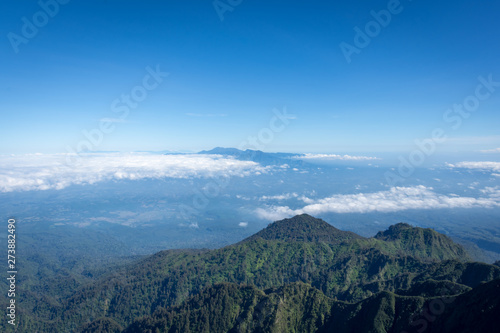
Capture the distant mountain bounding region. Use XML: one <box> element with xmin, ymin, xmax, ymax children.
<box><xmin>197</xmin><ymin>147</ymin><xmax>302</xmax><ymax>166</ymax></box>
<box><xmin>198</xmin><ymin>147</ymin><xmax>245</xmax><ymax>156</ymax></box>
<box><xmin>242</xmin><ymin>214</ymin><xmax>363</xmax><ymax>244</ymax></box>
<box><xmin>7</xmin><ymin>215</ymin><xmax>500</xmax><ymax>332</ymax></box>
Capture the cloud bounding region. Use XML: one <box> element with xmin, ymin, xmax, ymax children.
<box><xmin>238</xmin><ymin>222</ymin><xmax>248</xmax><ymax>227</ymax></box>
<box><xmin>480</xmin><ymin>187</ymin><xmax>500</xmax><ymax>198</ymax></box>
<box><xmin>480</xmin><ymin>148</ymin><xmax>500</xmax><ymax>153</ymax></box>
<box><xmin>294</xmin><ymin>153</ymin><xmax>380</xmax><ymax>161</ymax></box>
<box><xmin>88</xmin><ymin>210</ymin><xmax>167</xmax><ymax>227</ymax></box>
<box><xmin>0</xmin><ymin>153</ymin><xmax>269</xmax><ymax>192</ymax></box>
<box><xmin>298</xmin><ymin>195</ymin><xmax>315</xmax><ymax>204</ymax></box>
<box><xmin>259</xmin><ymin>193</ymin><xmax>299</xmax><ymax>201</ymax></box>
<box><xmin>185</xmin><ymin>113</ymin><xmax>227</xmax><ymax>117</ymax></box>
<box><xmin>447</xmin><ymin>161</ymin><xmax>500</xmax><ymax>173</ymax></box>
<box><xmin>99</xmin><ymin>117</ymin><xmax>127</xmax><ymax>123</ymax></box>
<box><xmin>255</xmin><ymin>185</ymin><xmax>500</xmax><ymax>221</ymax></box>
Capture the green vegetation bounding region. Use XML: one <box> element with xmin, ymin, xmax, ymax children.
<box><xmin>2</xmin><ymin>214</ymin><xmax>499</xmax><ymax>332</ymax></box>
<box><xmin>242</xmin><ymin>214</ymin><xmax>362</xmax><ymax>243</ymax></box>
<box><xmin>374</xmin><ymin>222</ymin><xmax>471</xmax><ymax>261</ymax></box>
<box><xmin>123</xmin><ymin>278</ymin><xmax>500</xmax><ymax>333</ymax></box>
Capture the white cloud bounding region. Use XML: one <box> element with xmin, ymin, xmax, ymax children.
<box><xmin>255</xmin><ymin>185</ymin><xmax>500</xmax><ymax>221</ymax></box>
<box><xmin>88</xmin><ymin>210</ymin><xmax>168</xmax><ymax>227</ymax></box>
<box><xmin>480</xmin><ymin>148</ymin><xmax>500</xmax><ymax>153</ymax></box>
<box><xmin>259</xmin><ymin>193</ymin><xmax>298</xmax><ymax>201</ymax></box>
<box><xmin>447</xmin><ymin>161</ymin><xmax>500</xmax><ymax>173</ymax></box>
<box><xmin>99</xmin><ymin>117</ymin><xmax>127</xmax><ymax>123</ymax></box>
<box><xmin>0</xmin><ymin>153</ymin><xmax>269</xmax><ymax>192</ymax></box>
<box><xmin>480</xmin><ymin>187</ymin><xmax>500</xmax><ymax>198</ymax></box>
<box><xmin>298</xmin><ymin>195</ymin><xmax>315</xmax><ymax>204</ymax></box>
<box><xmin>185</xmin><ymin>113</ymin><xmax>227</xmax><ymax>117</ymax></box>
<box><xmin>294</xmin><ymin>153</ymin><xmax>380</xmax><ymax>161</ymax></box>
<box><xmin>256</xmin><ymin>205</ymin><xmax>297</xmax><ymax>222</ymax></box>
<box><xmin>238</xmin><ymin>222</ymin><xmax>248</xmax><ymax>227</ymax></box>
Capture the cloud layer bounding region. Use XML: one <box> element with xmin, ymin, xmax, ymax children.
<box><xmin>0</xmin><ymin>153</ymin><xmax>268</xmax><ymax>192</ymax></box>
<box><xmin>255</xmin><ymin>185</ymin><xmax>500</xmax><ymax>221</ymax></box>
<box><xmin>294</xmin><ymin>153</ymin><xmax>380</xmax><ymax>161</ymax></box>
<box><xmin>480</xmin><ymin>148</ymin><xmax>500</xmax><ymax>153</ymax></box>
<box><xmin>448</xmin><ymin>161</ymin><xmax>500</xmax><ymax>173</ymax></box>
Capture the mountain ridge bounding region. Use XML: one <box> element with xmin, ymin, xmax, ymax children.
<box><xmin>6</xmin><ymin>215</ymin><xmax>499</xmax><ymax>333</ymax></box>
<box><xmin>197</xmin><ymin>147</ymin><xmax>304</xmax><ymax>167</ymax></box>
<box><xmin>121</xmin><ymin>278</ymin><xmax>500</xmax><ymax>333</ymax></box>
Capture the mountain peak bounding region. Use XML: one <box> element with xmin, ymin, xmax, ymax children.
<box><xmin>374</xmin><ymin>223</ymin><xmax>413</xmax><ymax>240</ymax></box>
<box><xmin>198</xmin><ymin>147</ymin><xmax>257</xmax><ymax>155</ymax></box>
<box><xmin>243</xmin><ymin>214</ymin><xmax>363</xmax><ymax>244</ymax></box>
<box><xmin>374</xmin><ymin>223</ymin><xmax>470</xmax><ymax>261</ymax></box>
<box><xmin>197</xmin><ymin>147</ymin><xmax>306</xmax><ymax>168</ymax></box>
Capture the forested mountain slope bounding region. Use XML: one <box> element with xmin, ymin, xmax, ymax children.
<box><xmin>4</xmin><ymin>214</ymin><xmax>499</xmax><ymax>332</ymax></box>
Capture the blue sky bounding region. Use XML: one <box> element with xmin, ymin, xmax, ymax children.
<box><xmin>1</xmin><ymin>0</ymin><xmax>500</xmax><ymax>155</ymax></box>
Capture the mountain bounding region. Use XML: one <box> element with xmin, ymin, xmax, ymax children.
<box><xmin>198</xmin><ymin>147</ymin><xmax>246</xmax><ymax>156</ymax></box>
<box><xmin>122</xmin><ymin>278</ymin><xmax>500</xmax><ymax>333</ymax></box>
<box><xmin>81</xmin><ymin>318</ymin><xmax>123</xmax><ymax>333</ymax></box>
<box><xmin>197</xmin><ymin>147</ymin><xmax>302</xmax><ymax>166</ymax></box>
<box><xmin>5</xmin><ymin>215</ymin><xmax>500</xmax><ymax>332</ymax></box>
<box><xmin>395</xmin><ymin>278</ymin><xmax>471</xmax><ymax>297</ymax></box>
<box><xmin>375</xmin><ymin>222</ymin><xmax>470</xmax><ymax>261</ymax></box>
<box><xmin>123</xmin><ymin>282</ymin><xmax>335</xmax><ymax>333</ymax></box>
<box><xmin>242</xmin><ymin>214</ymin><xmax>362</xmax><ymax>244</ymax></box>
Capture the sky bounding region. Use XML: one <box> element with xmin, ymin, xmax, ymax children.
<box><xmin>1</xmin><ymin>0</ymin><xmax>500</xmax><ymax>155</ymax></box>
